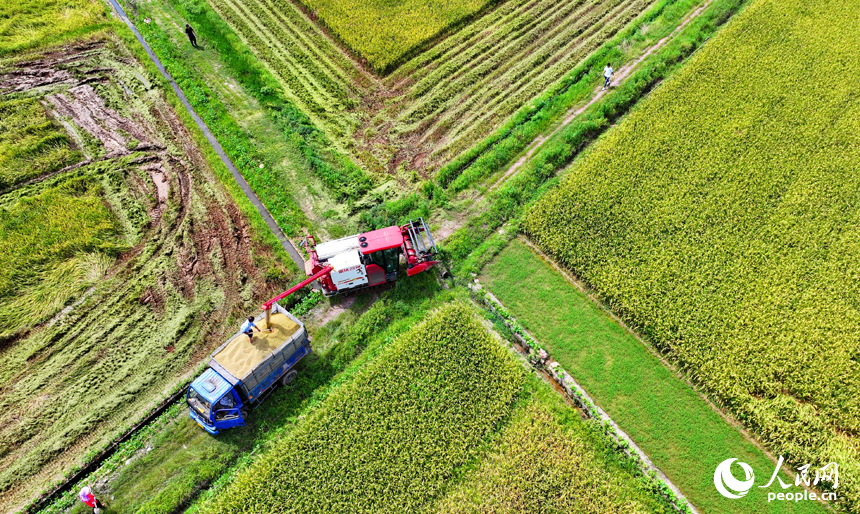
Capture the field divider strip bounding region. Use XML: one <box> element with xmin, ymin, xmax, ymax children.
<box><xmin>104</xmin><ymin>0</ymin><xmax>306</xmax><ymax>272</ymax></box>
<box><xmin>467</xmin><ymin>280</ymin><xmax>699</xmax><ymax>514</ymax></box>
<box><xmin>486</xmin><ymin>0</ymin><xmax>716</xmax><ymax>193</ymax></box>
<box><xmin>512</xmin><ymin>235</ymin><xmax>816</xmax><ymax>480</ymax></box>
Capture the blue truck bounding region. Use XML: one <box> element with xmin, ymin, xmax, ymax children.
<box><xmin>187</xmin><ymin>302</ymin><xmax>310</xmax><ymax>434</ymax></box>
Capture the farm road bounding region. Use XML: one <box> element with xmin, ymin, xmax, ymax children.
<box><xmin>489</xmin><ymin>0</ymin><xmax>716</xmax><ymax>192</ymax></box>
<box><xmin>105</xmin><ymin>0</ymin><xmax>307</xmax><ymax>272</ymax></box>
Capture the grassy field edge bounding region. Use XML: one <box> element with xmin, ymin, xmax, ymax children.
<box><xmin>479</xmin><ymin>239</ymin><xmax>831</xmax><ymax>514</ymax></box>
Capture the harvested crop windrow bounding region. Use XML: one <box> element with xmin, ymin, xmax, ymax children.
<box><xmin>0</xmin><ymin>37</ymin><xmax>294</xmax><ymax>513</ymax></box>
<box><xmin>202</xmin><ymin>0</ymin><xmax>656</xmax><ymax>177</ymax></box>
<box><xmin>200</xmin><ymin>302</ymin><xmax>524</xmax><ymax>514</ymax></box>
<box><xmin>391</xmin><ymin>0</ymin><xmax>654</xmax><ymax>162</ymax></box>
<box><xmin>525</xmin><ymin>0</ymin><xmax>860</xmax><ymax>509</ymax></box>
<box><xmin>204</xmin><ymin>0</ymin><xmax>369</xmax><ymax>149</ymax></box>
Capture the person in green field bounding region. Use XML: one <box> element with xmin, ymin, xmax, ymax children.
<box><xmin>185</xmin><ymin>24</ymin><xmax>199</xmax><ymax>49</ymax></box>
<box><xmin>602</xmin><ymin>62</ymin><xmax>613</xmax><ymax>90</ymax></box>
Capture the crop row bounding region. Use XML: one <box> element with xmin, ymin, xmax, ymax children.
<box><xmin>0</xmin><ymin>174</ymin><xmax>117</xmax><ymax>336</ymax></box>
<box><xmin>200</xmin><ymin>302</ymin><xmax>525</xmax><ymax>513</ymax></box>
<box><xmin>207</xmin><ymin>0</ymin><xmax>366</xmax><ymax>145</ymax></box>
<box><xmin>0</xmin><ymin>0</ymin><xmax>108</xmax><ymax>56</ymax></box>
<box><xmin>523</xmin><ymin>0</ymin><xmax>860</xmax><ymax>510</ymax></box>
<box><xmin>391</xmin><ymin>0</ymin><xmax>654</xmax><ymax>163</ymax></box>
<box><xmin>297</xmin><ymin>0</ymin><xmax>492</xmax><ymax>72</ymax></box>
<box><xmin>431</xmin><ymin>400</ymin><xmax>657</xmax><ymax>513</ymax></box>
<box><xmin>212</xmin><ymin>0</ymin><xmax>656</xmax><ymax>179</ymax></box>
<box><xmin>441</xmin><ymin>0</ymin><xmax>747</xmax><ymax>271</ymax></box>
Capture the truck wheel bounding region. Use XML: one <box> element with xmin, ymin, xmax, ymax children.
<box><xmin>280</xmin><ymin>369</ymin><xmax>298</xmax><ymax>386</ymax></box>
<box><xmin>240</xmin><ymin>408</ymin><xmax>249</xmax><ymax>422</ymax></box>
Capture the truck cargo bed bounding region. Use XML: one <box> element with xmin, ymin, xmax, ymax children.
<box><xmin>213</xmin><ymin>313</ymin><xmax>300</xmax><ymax>378</ymax></box>
<box><xmin>209</xmin><ymin>303</ymin><xmax>308</xmax><ymax>401</ymax></box>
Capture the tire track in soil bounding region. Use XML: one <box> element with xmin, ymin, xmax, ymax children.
<box><xmin>487</xmin><ymin>0</ymin><xmax>716</xmax><ymax>193</ymax></box>
<box><xmin>106</xmin><ymin>0</ymin><xmax>308</xmax><ymax>272</ymax></box>
<box><xmin>0</xmin><ymin>39</ymin><xmax>289</xmax><ymax>513</ymax></box>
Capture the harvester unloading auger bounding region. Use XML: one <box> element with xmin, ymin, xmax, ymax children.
<box><xmin>187</xmin><ymin>218</ymin><xmax>439</xmax><ymax>433</ymax></box>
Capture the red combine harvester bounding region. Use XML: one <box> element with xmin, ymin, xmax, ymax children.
<box><xmin>260</xmin><ymin>218</ymin><xmax>439</xmax><ymax>318</ymax></box>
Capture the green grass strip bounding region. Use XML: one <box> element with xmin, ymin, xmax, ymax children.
<box><xmin>436</xmin><ymin>0</ymin><xmax>736</xmax><ymax>192</ymax></box>
<box><xmin>479</xmin><ymin>240</ymin><xmax>829</xmax><ymax>514</ymax></box>
<box><xmin>123</xmin><ymin>0</ymin><xmax>369</xmax><ymax>211</ymax></box>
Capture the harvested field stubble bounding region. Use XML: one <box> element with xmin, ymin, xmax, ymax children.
<box><xmin>0</xmin><ymin>96</ymin><xmax>83</xmax><ymax>190</ymax></box>
<box><xmin>0</xmin><ymin>0</ymin><xmax>109</xmax><ymax>56</ymax></box>
<box><xmin>201</xmin><ymin>0</ymin><xmax>657</xmax><ymax>179</ymax></box>
<box><xmin>0</xmin><ymin>37</ymin><xmax>293</xmax><ymax>512</ymax></box>
<box><xmin>0</xmin><ymin>175</ymin><xmax>120</xmax><ymax>338</ymax></box>
<box><xmin>525</xmin><ymin>0</ymin><xmax>860</xmax><ymax>509</ymax></box>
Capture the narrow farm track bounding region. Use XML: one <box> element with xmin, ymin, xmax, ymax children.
<box><xmin>488</xmin><ymin>0</ymin><xmax>716</xmax><ymax>192</ymax></box>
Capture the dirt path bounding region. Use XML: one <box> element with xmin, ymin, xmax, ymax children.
<box><xmin>487</xmin><ymin>0</ymin><xmax>716</xmax><ymax>192</ymax></box>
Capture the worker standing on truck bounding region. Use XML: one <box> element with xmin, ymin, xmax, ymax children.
<box><xmin>602</xmin><ymin>62</ymin><xmax>613</xmax><ymax>90</ymax></box>
<box><xmin>79</xmin><ymin>486</ymin><xmax>105</xmax><ymax>513</ymax></box>
<box><xmin>241</xmin><ymin>316</ymin><xmax>261</xmax><ymax>342</ymax></box>
<box><xmin>185</xmin><ymin>24</ymin><xmax>199</xmax><ymax>49</ymax></box>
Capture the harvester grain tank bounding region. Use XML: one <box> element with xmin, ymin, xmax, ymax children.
<box><xmin>187</xmin><ymin>218</ymin><xmax>440</xmax><ymax>433</ymax></box>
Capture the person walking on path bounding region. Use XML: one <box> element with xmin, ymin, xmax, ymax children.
<box><xmin>185</xmin><ymin>24</ymin><xmax>199</xmax><ymax>49</ymax></box>
<box><xmin>79</xmin><ymin>486</ymin><xmax>106</xmax><ymax>513</ymax></box>
<box><xmin>602</xmin><ymin>62</ymin><xmax>613</xmax><ymax>90</ymax></box>
<box><xmin>241</xmin><ymin>316</ymin><xmax>261</xmax><ymax>342</ymax></box>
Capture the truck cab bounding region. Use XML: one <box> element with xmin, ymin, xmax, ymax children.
<box><xmin>187</xmin><ymin>368</ymin><xmax>246</xmax><ymax>434</ymax></box>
